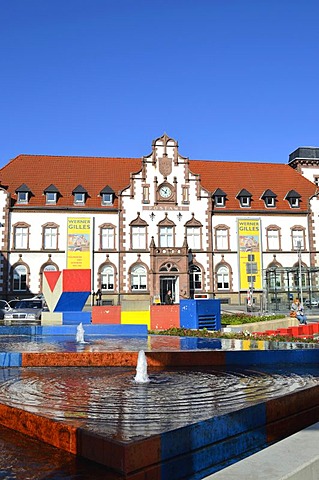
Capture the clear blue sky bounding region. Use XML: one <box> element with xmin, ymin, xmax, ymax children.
<box><xmin>1</xmin><ymin>0</ymin><xmax>319</xmax><ymax>167</ymax></box>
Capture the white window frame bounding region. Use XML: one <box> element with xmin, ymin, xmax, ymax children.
<box><xmin>131</xmin><ymin>265</ymin><xmax>147</xmax><ymax>290</ymax></box>
<box><xmin>101</xmin><ymin>227</ymin><xmax>115</xmax><ymax>250</ymax></box>
<box><xmin>216</xmin><ymin>228</ymin><xmax>228</xmax><ymax>250</ymax></box>
<box><xmin>267</xmin><ymin>229</ymin><xmax>280</xmax><ymax>250</ymax></box>
<box><xmin>131</xmin><ymin>226</ymin><xmax>146</xmax><ymax>249</ymax></box>
<box><xmin>74</xmin><ymin>192</ymin><xmax>85</xmax><ymax>205</ymax></box>
<box><xmin>13</xmin><ymin>265</ymin><xmax>27</xmax><ymax>291</ymax></box>
<box><xmin>17</xmin><ymin>192</ymin><xmax>28</xmax><ymax>204</ymax></box>
<box><xmin>102</xmin><ymin>193</ymin><xmax>113</xmax><ymax>206</ymax></box>
<box><xmin>215</xmin><ymin>196</ymin><xmax>225</xmax><ymax>207</ymax></box>
<box><xmin>217</xmin><ymin>266</ymin><xmax>230</xmax><ymax>290</ymax></box>
<box><xmin>14</xmin><ymin>227</ymin><xmax>28</xmax><ymax>249</ymax></box>
<box><xmin>46</xmin><ymin>192</ymin><xmax>57</xmax><ymax>204</ymax></box>
<box><xmin>101</xmin><ymin>265</ymin><xmax>114</xmax><ymax>291</ymax></box>
<box><xmin>240</xmin><ymin>196</ymin><xmax>250</xmax><ymax>207</ymax></box>
<box><xmin>186</xmin><ymin>227</ymin><xmax>201</xmax><ymax>250</ymax></box>
<box><xmin>44</xmin><ymin>227</ymin><xmax>58</xmax><ymax>250</ymax></box>
<box><xmin>159</xmin><ymin>226</ymin><xmax>173</xmax><ymax>247</ymax></box>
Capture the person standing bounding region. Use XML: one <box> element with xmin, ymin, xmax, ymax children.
<box><xmin>164</xmin><ymin>290</ymin><xmax>173</xmax><ymax>305</ymax></box>
<box><xmin>96</xmin><ymin>288</ymin><xmax>102</xmax><ymax>306</ymax></box>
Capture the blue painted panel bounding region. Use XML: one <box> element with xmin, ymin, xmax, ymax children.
<box><xmin>225</xmin><ymin>349</ymin><xmax>319</xmax><ymax>365</ymax></box>
<box><xmin>160</xmin><ymin>404</ymin><xmax>267</xmax><ymax>479</ymax></box>
<box><xmin>180</xmin><ymin>337</ymin><xmax>222</xmax><ymax>350</ymax></box>
<box><xmin>62</xmin><ymin>311</ymin><xmax>91</xmax><ymax>325</ymax></box>
<box><xmin>180</xmin><ymin>299</ymin><xmax>221</xmax><ymax>330</ymax></box>
<box><xmin>0</xmin><ymin>352</ymin><xmax>21</xmax><ymax>367</ymax></box>
<box><xmin>54</xmin><ymin>292</ymin><xmax>89</xmax><ymax>312</ymax></box>
<box><xmin>161</xmin><ymin>403</ymin><xmax>266</xmax><ymax>460</ymax></box>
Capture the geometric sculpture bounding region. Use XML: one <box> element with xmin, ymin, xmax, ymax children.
<box><xmin>43</xmin><ymin>269</ymin><xmax>91</xmax><ymax>312</ymax></box>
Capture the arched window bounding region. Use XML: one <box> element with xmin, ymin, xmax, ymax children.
<box><xmin>101</xmin><ymin>265</ymin><xmax>114</xmax><ymax>291</ymax></box>
<box><xmin>13</xmin><ymin>265</ymin><xmax>27</xmax><ymax>291</ymax></box>
<box><xmin>43</xmin><ymin>264</ymin><xmax>58</xmax><ymax>272</ymax></box>
<box><xmin>217</xmin><ymin>266</ymin><xmax>229</xmax><ymax>290</ymax></box>
<box><xmin>130</xmin><ymin>265</ymin><xmax>147</xmax><ymax>290</ymax></box>
<box><xmin>189</xmin><ymin>265</ymin><xmax>202</xmax><ymax>291</ymax></box>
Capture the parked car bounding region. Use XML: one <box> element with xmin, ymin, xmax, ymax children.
<box><xmin>3</xmin><ymin>299</ymin><xmax>47</xmax><ymax>324</ymax></box>
<box><xmin>0</xmin><ymin>300</ymin><xmax>10</xmax><ymax>319</ymax></box>
<box><xmin>304</xmin><ymin>298</ymin><xmax>319</xmax><ymax>308</ymax></box>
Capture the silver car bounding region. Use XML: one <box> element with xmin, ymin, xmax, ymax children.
<box><xmin>4</xmin><ymin>299</ymin><xmax>46</xmax><ymax>324</ymax></box>
<box><xmin>0</xmin><ymin>300</ymin><xmax>10</xmax><ymax>319</ymax></box>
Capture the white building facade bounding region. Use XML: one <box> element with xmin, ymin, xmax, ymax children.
<box><xmin>0</xmin><ymin>134</ymin><xmax>318</xmax><ymax>309</ymax></box>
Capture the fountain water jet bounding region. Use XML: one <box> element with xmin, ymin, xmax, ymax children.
<box><xmin>76</xmin><ymin>323</ymin><xmax>86</xmax><ymax>343</ymax></box>
<box><xmin>134</xmin><ymin>350</ymin><xmax>150</xmax><ymax>383</ymax></box>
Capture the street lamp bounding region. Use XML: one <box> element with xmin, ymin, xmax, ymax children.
<box><xmin>297</xmin><ymin>240</ymin><xmax>304</xmax><ymax>306</ymax></box>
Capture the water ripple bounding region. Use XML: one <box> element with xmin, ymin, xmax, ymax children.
<box><xmin>0</xmin><ymin>366</ymin><xmax>318</xmax><ymax>441</ymax></box>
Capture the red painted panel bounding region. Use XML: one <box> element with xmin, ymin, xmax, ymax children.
<box><xmin>91</xmin><ymin>306</ymin><xmax>121</xmax><ymax>324</ymax></box>
<box><xmin>62</xmin><ymin>269</ymin><xmax>91</xmax><ymax>292</ymax></box>
<box><xmin>44</xmin><ymin>271</ymin><xmax>62</xmax><ymax>292</ymax></box>
<box><xmin>150</xmin><ymin>305</ymin><xmax>180</xmax><ymax>330</ymax></box>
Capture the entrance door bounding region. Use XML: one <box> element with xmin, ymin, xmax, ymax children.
<box><xmin>160</xmin><ymin>276</ymin><xmax>178</xmax><ymax>304</ymax></box>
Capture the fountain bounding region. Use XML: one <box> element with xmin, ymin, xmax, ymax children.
<box><xmin>134</xmin><ymin>349</ymin><xmax>150</xmax><ymax>383</ymax></box>
<box><xmin>76</xmin><ymin>323</ymin><xmax>86</xmax><ymax>343</ymax></box>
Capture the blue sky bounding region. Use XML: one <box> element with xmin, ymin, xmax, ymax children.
<box><xmin>1</xmin><ymin>1</ymin><xmax>319</xmax><ymax>167</ymax></box>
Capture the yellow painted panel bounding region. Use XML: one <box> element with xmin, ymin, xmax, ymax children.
<box><xmin>242</xmin><ymin>339</ymin><xmax>251</xmax><ymax>350</ymax></box>
<box><xmin>121</xmin><ymin>311</ymin><xmax>150</xmax><ymax>329</ymax></box>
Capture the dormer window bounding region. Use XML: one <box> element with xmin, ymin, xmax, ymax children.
<box><xmin>213</xmin><ymin>188</ymin><xmax>227</xmax><ymax>208</ymax></box>
<box><xmin>18</xmin><ymin>191</ymin><xmax>28</xmax><ymax>204</ymax></box>
<box><xmin>102</xmin><ymin>193</ymin><xmax>112</xmax><ymax>205</ymax></box>
<box><xmin>74</xmin><ymin>192</ymin><xmax>85</xmax><ymax>204</ymax></box>
<box><xmin>100</xmin><ymin>185</ymin><xmax>114</xmax><ymax>206</ymax></box>
<box><xmin>261</xmin><ymin>189</ymin><xmax>277</xmax><ymax>208</ymax></box>
<box><xmin>46</xmin><ymin>192</ymin><xmax>57</xmax><ymax>204</ymax></box>
<box><xmin>44</xmin><ymin>184</ymin><xmax>60</xmax><ymax>205</ymax></box>
<box><xmin>237</xmin><ymin>189</ymin><xmax>252</xmax><ymax>208</ymax></box>
<box><xmin>16</xmin><ymin>184</ymin><xmax>32</xmax><ymax>205</ymax></box>
<box><xmin>72</xmin><ymin>185</ymin><xmax>88</xmax><ymax>205</ymax></box>
<box><xmin>286</xmin><ymin>190</ymin><xmax>301</xmax><ymax>209</ymax></box>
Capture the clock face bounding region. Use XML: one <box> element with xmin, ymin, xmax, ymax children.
<box><xmin>159</xmin><ymin>185</ymin><xmax>172</xmax><ymax>198</ymax></box>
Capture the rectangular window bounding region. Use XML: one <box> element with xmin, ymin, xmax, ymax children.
<box><xmin>292</xmin><ymin>231</ymin><xmax>304</xmax><ymax>250</ymax></box>
<box><xmin>143</xmin><ymin>186</ymin><xmax>150</xmax><ymax>203</ymax></box>
<box><xmin>132</xmin><ymin>226</ymin><xmax>146</xmax><ymax>249</ymax></box>
<box><xmin>101</xmin><ymin>228</ymin><xmax>114</xmax><ymax>249</ymax></box>
<box><xmin>74</xmin><ymin>193</ymin><xmax>85</xmax><ymax>205</ymax></box>
<box><xmin>240</xmin><ymin>197</ymin><xmax>250</xmax><ymax>207</ymax></box>
<box><xmin>159</xmin><ymin>226</ymin><xmax>173</xmax><ymax>247</ymax></box>
<box><xmin>186</xmin><ymin>227</ymin><xmax>201</xmax><ymax>249</ymax></box>
<box><xmin>289</xmin><ymin>198</ymin><xmax>299</xmax><ymax>208</ymax></box>
<box><xmin>14</xmin><ymin>227</ymin><xmax>28</xmax><ymax>249</ymax></box>
<box><xmin>265</xmin><ymin>197</ymin><xmax>275</xmax><ymax>207</ymax></box>
<box><xmin>44</xmin><ymin>227</ymin><xmax>57</xmax><ymax>249</ymax></box>
<box><xmin>268</xmin><ymin>230</ymin><xmax>279</xmax><ymax>250</ymax></box>
<box><xmin>46</xmin><ymin>192</ymin><xmax>57</xmax><ymax>204</ymax></box>
<box><xmin>182</xmin><ymin>186</ymin><xmax>189</xmax><ymax>203</ymax></box>
<box><xmin>215</xmin><ymin>196</ymin><xmax>225</xmax><ymax>207</ymax></box>
<box><xmin>17</xmin><ymin>192</ymin><xmax>28</xmax><ymax>204</ymax></box>
<box><xmin>216</xmin><ymin>229</ymin><xmax>228</xmax><ymax>250</ymax></box>
<box><xmin>102</xmin><ymin>193</ymin><xmax>113</xmax><ymax>205</ymax></box>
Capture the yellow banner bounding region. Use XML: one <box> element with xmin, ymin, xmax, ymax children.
<box><xmin>238</xmin><ymin>219</ymin><xmax>262</xmax><ymax>290</ymax></box>
<box><xmin>67</xmin><ymin>217</ymin><xmax>91</xmax><ymax>269</ymax></box>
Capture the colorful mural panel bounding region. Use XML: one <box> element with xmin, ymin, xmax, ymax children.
<box><xmin>238</xmin><ymin>218</ymin><xmax>262</xmax><ymax>290</ymax></box>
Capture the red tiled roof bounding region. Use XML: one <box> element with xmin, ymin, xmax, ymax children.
<box><xmin>0</xmin><ymin>154</ymin><xmax>316</xmax><ymax>211</ymax></box>
<box><xmin>189</xmin><ymin>160</ymin><xmax>317</xmax><ymax>211</ymax></box>
<box><xmin>0</xmin><ymin>155</ymin><xmax>142</xmax><ymax>209</ymax></box>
